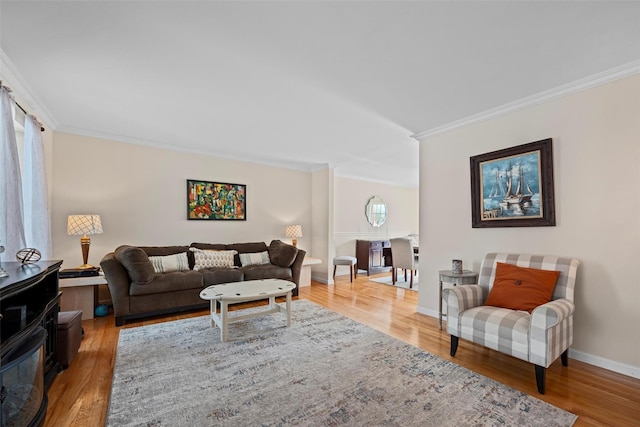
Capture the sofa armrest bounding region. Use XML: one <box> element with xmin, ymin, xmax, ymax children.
<box><xmin>100</xmin><ymin>252</ymin><xmax>132</xmax><ymax>322</ymax></box>
<box><xmin>443</xmin><ymin>284</ymin><xmax>484</xmax><ymax>312</ymax></box>
<box><xmin>290</xmin><ymin>249</ymin><xmax>306</xmax><ymax>294</ymax></box>
<box><xmin>531</xmin><ymin>298</ymin><xmax>575</xmax><ymax>329</ymax></box>
<box><xmin>530</xmin><ymin>298</ymin><xmax>575</xmax><ymax>367</ymax></box>
<box><xmin>442</xmin><ymin>285</ymin><xmax>484</xmax><ymax>336</ymax></box>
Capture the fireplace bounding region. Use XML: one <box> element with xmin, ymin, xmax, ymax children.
<box><xmin>0</xmin><ymin>261</ymin><xmax>62</xmax><ymax>427</ymax></box>
<box><xmin>0</xmin><ymin>327</ymin><xmax>46</xmax><ymax>427</ymax></box>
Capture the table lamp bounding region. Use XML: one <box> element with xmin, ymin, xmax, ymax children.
<box><xmin>67</xmin><ymin>214</ymin><xmax>103</xmax><ymax>269</ymax></box>
<box><xmin>285</xmin><ymin>225</ymin><xmax>302</xmax><ymax>247</ymax></box>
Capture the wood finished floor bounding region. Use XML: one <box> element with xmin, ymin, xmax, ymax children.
<box><xmin>45</xmin><ymin>273</ymin><xmax>640</xmax><ymax>426</ymax></box>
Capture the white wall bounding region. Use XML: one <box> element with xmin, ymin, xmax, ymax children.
<box><xmin>50</xmin><ymin>132</ymin><xmax>312</xmax><ymax>269</ymax></box>
<box><xmin>418</xmin><ymin>74</ymin><xmax>640</xmax><ymax>377</ymax></box>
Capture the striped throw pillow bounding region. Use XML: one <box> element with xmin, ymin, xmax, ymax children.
<box><xmin>239</xmin><ymin>251</ymin><xmax>271</xmax><ymax>267</ymax></box>
<box><xmin>189</xmin><ymin>247</ymin><xmax>237</xmax><ymax>270</ymax></box>
<box><xmin>148</xmin><ymin>252</ymin><xmax>189</xmax><ymax>273</ymax></box>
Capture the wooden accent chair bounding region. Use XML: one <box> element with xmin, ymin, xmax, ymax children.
<box><xmin>442</xmin><ymin>253</ymin><xmax>580</xmax><ymax>394</ymax></box>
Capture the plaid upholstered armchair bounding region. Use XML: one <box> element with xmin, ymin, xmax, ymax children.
<box><xmin>442</xmin><ymin>253</ymin><xmax>580</xmax><ymax>394</ymax></box>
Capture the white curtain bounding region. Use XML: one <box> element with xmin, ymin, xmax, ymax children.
<box><xmin>0</xmin><ymin>85</ymin><xmax>27</xmax><ymax>261</ymax></box>
<box><xmin>23</xmin><ymin>114</ymin><xmax>52</xmax><ymax>259</ymax></box>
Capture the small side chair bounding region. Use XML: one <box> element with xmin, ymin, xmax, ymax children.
<box><xmin>333</xmin><ymin>256</ymin><xmax>357</xmax><ymax>282</ymax></box>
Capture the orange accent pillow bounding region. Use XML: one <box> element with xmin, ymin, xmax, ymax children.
<box><xmin>484</xmin><ymin>262</ymin><xmax>561</xmax><ymax>313</ymax></box>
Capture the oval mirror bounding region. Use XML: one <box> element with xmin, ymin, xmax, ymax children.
<box><xmin>365</xmin><ymin>196</ymin><xmax>387</xmax><ymax>227</ymax></box>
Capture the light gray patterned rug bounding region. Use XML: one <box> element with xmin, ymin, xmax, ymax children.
<box><xmin>107</xmin><ymin>300</ymin><xmax>577</xmax><ymax>426</ymax></box>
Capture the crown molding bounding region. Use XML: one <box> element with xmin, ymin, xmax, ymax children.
<box><xmin>411</xmin><ymin>59</ymin><xmax>640</xmax><ymax>142</ymax></box>
<box><xmin>0</xmin><ymin>49</ymin><xmax>59</xmax><ymax>129</ymax></box>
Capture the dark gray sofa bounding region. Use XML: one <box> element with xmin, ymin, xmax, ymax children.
<box><xmin>100</xmin><ymin>240</ymin><xmax>305</xmax><ymax>326</ymax></box>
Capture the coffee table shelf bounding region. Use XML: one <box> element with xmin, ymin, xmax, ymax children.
<box><xmin>200</xmin><ymin>278</ymin><xmax>296</xmax><ymax>342</ymax></box>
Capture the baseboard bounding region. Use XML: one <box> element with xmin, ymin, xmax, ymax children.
<box><xmin>311</xmin><ymin>273</ymin><xmax>331</xmax><ymax>285</ymax></box>
<box><xmin>569</xmin><ymin>349</ymin><xmax>639</xmax><ymax>379</ymax></box>
<box><xmin>417</xmin><ymin>305</ymin><xmax>640</xmax><ymax>380</ymax></box>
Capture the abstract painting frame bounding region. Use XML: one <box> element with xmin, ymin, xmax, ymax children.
<box><xmin>470</xmin><ymin>138</ymin><xmax>555</xmax><ymax>228</ymax></box>
<box><xmin>187</xmin><ymin>179</ymin><xmax>246</xmax><ymax>220</ymax></box>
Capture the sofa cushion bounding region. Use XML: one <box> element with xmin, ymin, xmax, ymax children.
<box><xmin>114</xmin><ymin>245</ymin><xmax>155</xmax><ymax>285</ymax></box>
<box><xmin>129</xmin><ymin>271</ymin><xmax>203</xmax><ymax>296</ymax></box>
<box><xmin>240</xmin><ymin>264</ymin><xmax>293</xmax><ymax>282</ymax></box>
<box><xmin>484</xmin><ymin>262</ymin><xmax>560</xmax><ymax>313</ymax></box>
<box><xmin>200</xmin><ymin>268</ymin><xmax>244</xmax><ymax>286</ymax></box>
<box><xmin>239</xmin><ymin>251</ymin><xmax>270</xmax><ymax>267</ymax></box>
<box><xmin>190</xmin><ymin>247</ymin><xmax>237</xmax><ymax>270</ymax></box>
<box><xmin>267</xmin><ymin>240</ymin><xmax>298</xmax><ymax>268</ymax></box>
<box><xmin>149</xmin><ymin>252</ymin><xmax>189</xmax><ymax>273</ymax></box>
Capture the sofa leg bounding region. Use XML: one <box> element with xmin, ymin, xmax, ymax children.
<box><xmin>535</xmin><ymin>365</ymin><xmax>546</xmax><ymax>394</ymax></box>
<box><xmin>115</xmin><ymin>316</ymin><xmax>125</xmax><ymax>327</ymax></box>
<box><xmin>450</xmin><ymin>335</ymin><xmax>459</xmax><ymax>357</ymax></box>
<box><xmin>561</xmin><ymin>349</ymin><xmax>569</xmax><ymax>367</ymax></box>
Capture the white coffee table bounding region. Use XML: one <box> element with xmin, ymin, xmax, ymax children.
<box><xmin>199</xmin><ymin>278</ymin><xmax>296</xmax><ymax>342</ymax></box>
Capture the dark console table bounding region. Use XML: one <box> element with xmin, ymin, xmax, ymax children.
<box><xmin>356</xmin><ymin>239</ymin><xmax>391</xmax><ymax>275</ymax></box>
<box><xmin>1</xmin><ymin>260</ymin><xmax>63</xmax><ymax>427</ymax></box>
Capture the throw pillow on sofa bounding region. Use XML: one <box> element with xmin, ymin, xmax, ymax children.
<box><xmin>484</xmin><ymin>262</ymin><xmax>561</xmax><ymax>313</ymax></box>
<box><xmin>149</xmin><ymin>252</ymin><xmax>189</xmax><ymax>273</ymax></box>
<box><xmin>268</xmin><ymin>240</ymin><xmax>298</xmax><ymax>267</ymax></box>
<box><xmin>239</xmin><ymin>251</ymin><xmax>271</xmax><ymax>267</ymax></box>
<box><xmin>113</xmin><ymin>245</ymin><xmax>155</xmax><ymax>285</ymax></box>
<box><xmin>189</xmin><ymin>247</ymin><xmax>237</xmax><ymax>270</ymax></box>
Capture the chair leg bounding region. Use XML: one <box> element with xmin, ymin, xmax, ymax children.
<box><xmin>392</xmin><ymin>268</ymin><xmax>397</xmax><ymax>284</ymax></box>
<box><xmin>404</xmin><ymin>269</ymin><xmax>407</xmax><ymax>281</ymax></box>
<box><xmin>561</xmin><ymin>349</ymin><xmax>568</xmax><ymax>367</ymax></box>
<box><xmin>349</xmin><ymin>265</ymin><xmax>353</xmax><ymax>282</ymax></box>
<box><xmin>333</xmin><ymin>265</ymin><xmax>337</xmax><ymax>278</ymax></box>
<box><xmin>354</xmin><ymin>264</ymin><xmax>357</xmax><ymax>279</ymax></box>
<box><xmin>409</xmin><ymin>270</ymin><xmax>413</xmax><ymax>288</ymax></box>
<box><xmin>450</xmin><ymin>335</ymin><xmax>459</xmax><ymax>357</ymax></box>
<box><xmin>535</xmin><ymin>365</ymin><xmax>546</xmax><ymax>394</ymax></box>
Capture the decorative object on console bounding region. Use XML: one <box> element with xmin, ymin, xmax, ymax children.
<box><xmin>186</xmin><ymin>179</ymin><xmax>246</xmax><ymax>220</ymax></box>
<box><xmin>285</xmin><ymin>224</ymin><xmax>302</xmax><ymax>247</ymax></box>
<box><xmin>67</xmin><ymin>214</ymin><xmax>103</xmax><ymax>269</ymax></box>
<box><xmin>365</xmin><ymin>195</ymin><xmax>387</xmax><ymax>227</ymax></box>
<box><xmin>470</xmin><ymin>138</ymin><xmax>555</xmax><ymax>228</ymax></box>
<box><xmin>15</xmin><ymin>247</ymin><xmax>42</xmax><ymax>264</ymax></box>
<box><xmin>451</xmin><ymin>259</ymin><xmax>463</xmax><ymax>274</ymax></box>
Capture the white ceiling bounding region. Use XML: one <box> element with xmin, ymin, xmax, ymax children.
<box><xmin>1</xmin><ymin>1</ymin><xmax>639</xmax><ymax>188</ymax></box>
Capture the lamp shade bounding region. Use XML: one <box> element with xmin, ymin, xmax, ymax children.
<box><xmin>285</xmin><ymin>225</ymin><xmax>302</xmax><ymax>238</ymax></box>
<box><xmin>67</xmin><ymin>215</ymin><xmax>103</xmax><ymax>236</ymax></box>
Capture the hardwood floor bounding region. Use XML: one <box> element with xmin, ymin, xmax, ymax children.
<box><xmin>45</xmin><ymin>274</ymin><xmax>640</xmax><ymax>426</ymax></box>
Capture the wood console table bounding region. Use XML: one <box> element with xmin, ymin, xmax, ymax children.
<box><xmin>356</xmin><ymin>239</ymin><xmax>391</xmax><ymax>276</ymax></box>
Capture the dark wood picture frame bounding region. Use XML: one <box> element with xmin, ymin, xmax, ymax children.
<box><xmin>470</xmin><ymin>138</ymin><xmax>555</xmax><ymax>228</ymax></box>
<box><xmin>187</xmin><ymin>179</ymin><xmax>246</xmax><ymax>220</ymax></box>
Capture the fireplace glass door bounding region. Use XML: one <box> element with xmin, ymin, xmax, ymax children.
<box><xmin>0</xmin><ymin>327</ymin><xmax>46</xmax><ymax>427</ymax></box>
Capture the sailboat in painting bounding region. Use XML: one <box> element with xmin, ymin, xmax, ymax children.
<box><xmin>500</xmin><ymin>163</ymin><xmax>534</xmax><ymax>207</ymax></box>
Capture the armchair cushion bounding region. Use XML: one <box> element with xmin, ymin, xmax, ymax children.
<box><xmin>484</xmin><ymin>262</ymin><xmax>560</xmax><ymax>313</ymax></box>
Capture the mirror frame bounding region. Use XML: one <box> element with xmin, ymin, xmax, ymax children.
<box><xmin>365</xmin><ymin>196</ymin><xmax>387</xmax><ymax>227</ymax></box>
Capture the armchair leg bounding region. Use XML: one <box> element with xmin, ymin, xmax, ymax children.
<box><xmin>561</xmin><ymin>349</ymin><xmax>569</xmax><ymax>367</ymax></box>
<box><xmin>450</xmin><ymin>335</ymin><xmax>459</xmax><ymax>357</ymax></box>
<box><xmin>392</xmin><ymin>268</ymin><xmax>397</xmax><ymax>284</ymax></box>
<box><xmin>535</xmin><ymin>365</ymin><xmax>546</xmax><ymax>394</ymax></box>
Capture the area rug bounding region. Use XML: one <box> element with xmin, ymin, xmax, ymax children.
<box><xmin>370</xmin><ymin>273</ymin><xmax>419</xmax><ymax>290</ymax></box>
<box><xmin>107</xmin><ymin>300</ymin><xmax>576</xmax><ymax>426</ymax></box>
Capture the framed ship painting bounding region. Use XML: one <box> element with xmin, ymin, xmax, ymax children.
<box><xmin>470</xmin><ymin>138</ymin><xmax>555</xmax><ymax>228</ymax></box>
<box><xmin>187</xmin><ymin>179</ymin><xmax>246</xmax><ymax>220</ymax></box>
